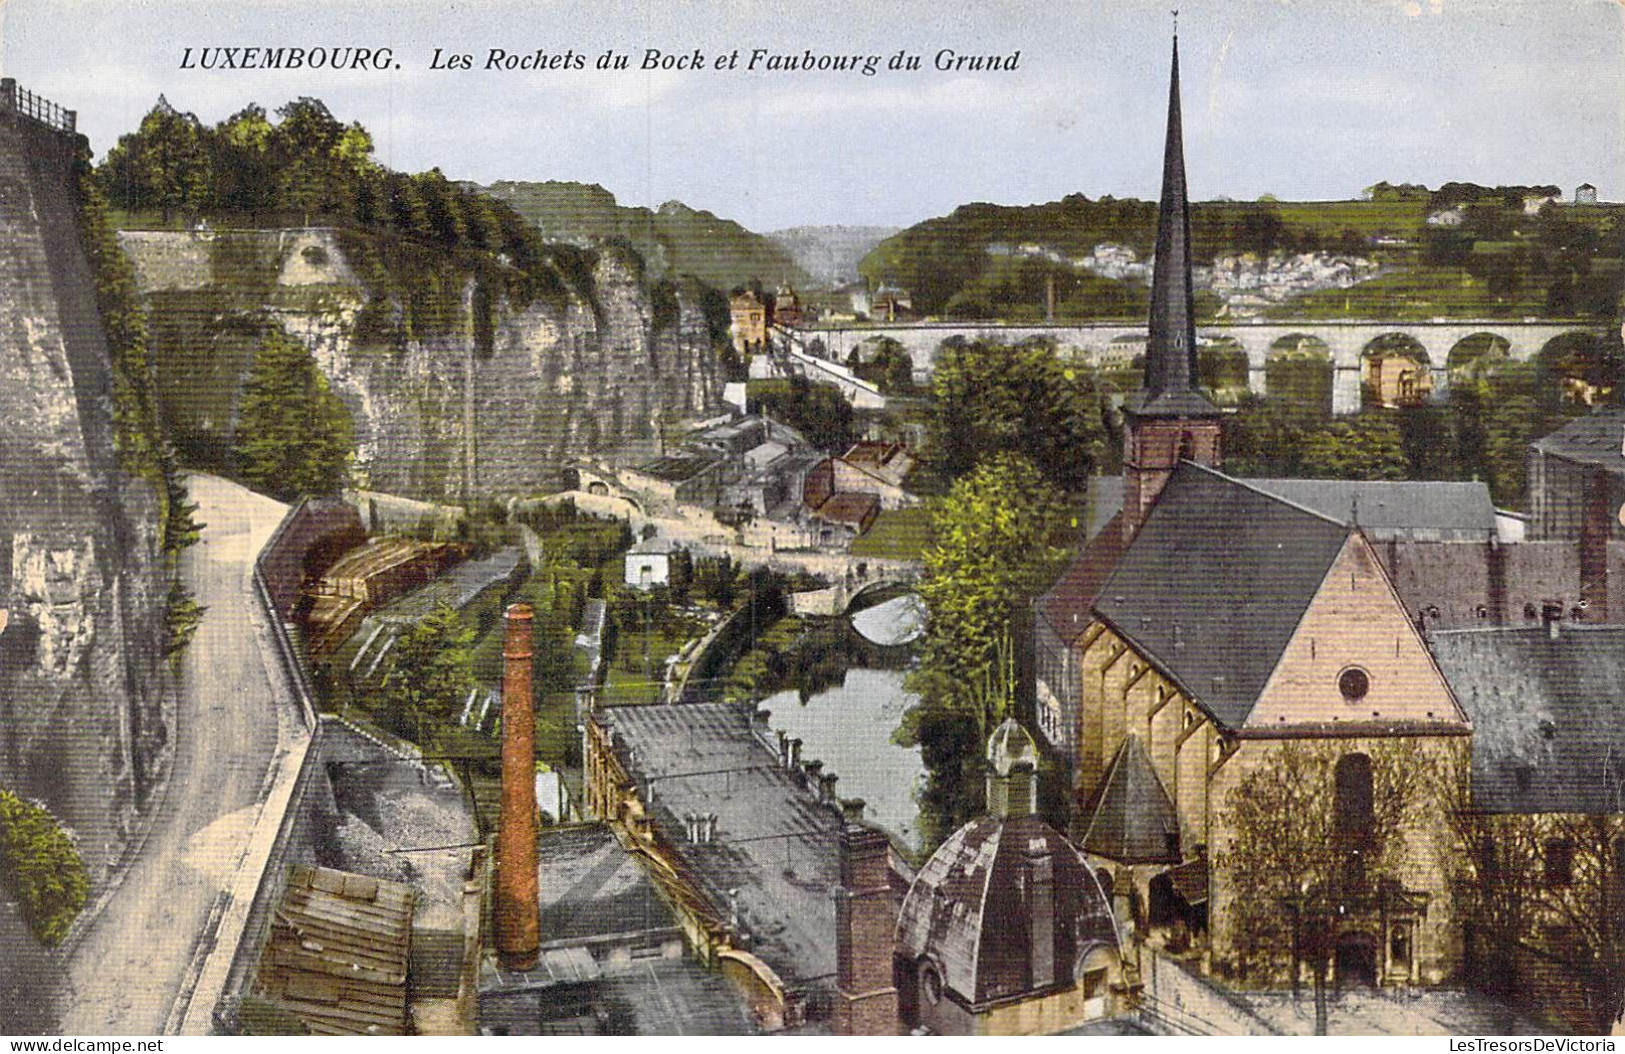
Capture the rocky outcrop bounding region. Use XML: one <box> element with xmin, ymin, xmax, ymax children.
<box><xmin>0</xmin><ymin>111</ymin><xmax>171</xmax><ymax>878</ymax></box>
<box><xmin>122</xmin><ymin>230</ymin><xmax>726</xmax><ymax>503</ymax></box>
<box><xmin>1062</xmin><ymin>241</ymin><xmax>1384</xmax><ymax>316</ymax></box>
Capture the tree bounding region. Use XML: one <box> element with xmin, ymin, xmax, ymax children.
<box><xmin>234</xmin><ymin>327</ymin><xmax>353</xmax><ymax>501</ymax></box>
<box><xmin>1299</xmin><ymin>413</ymin><xmax>1408</xmax><ymax>481</ymax></box>
<box><xmin>853</xmin><ymin>336</ymin><xmax>915</xmax><ymax>394</ymax></box>
<box><xmin>1448</xmin><ymin>781</ymin><xmax>1625</xmax><ymax>1033</ymax></box>
<box><xmin>749</xmin><ymin>375</ymin><xmax>854</xmax><ymax>453</ymax></box>
<box><xmin>1217</xmin><ymin>739</ymin><xmax>1465</xmax><ymax>982</ymax></box>
<box><xmin>98</xmin><ymin>97</ymin><xmax>211</xmax><ymax>222</ymax></box>
<box><xmin>273</xmin><ymin>98</ymin><xmax>374</xmax><ymax>223</ymax></box>
<box><xmin>899</xmin><ymin>454</ymin><xmax>1069</xmax><ymax>848</ymax></box>
<box><xmin>210</xmin><ymin>104</ymin><xmax>278</xmax><ymax>217</ymax></box>
<box><xmin>378</xmin><ymin>604</ymin><xmax>477</xmax><ymax>743</ymax></box>
<box><xmin>928</xmin><ymin>337</ymin><xmax>1110</xmax><ymax>491</ymax></box>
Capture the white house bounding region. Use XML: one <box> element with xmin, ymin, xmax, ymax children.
<box><xmin>624</xmin><ymin>536</ymin><xmax>677</xmax><ymax>589</ymax></box>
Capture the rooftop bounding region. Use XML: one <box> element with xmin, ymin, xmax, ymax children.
<box><xmin>1084</xmin><ymin>474</ymin><xmax>1500</xmax><ymax>542</ymax></box>
<box><xmin>253</xmin><ymin>865</ymin><xmax>415</xmax><ymax>1036</ymax></box>
<box><xmin>631</xmin><ymin>450</ymin><xmax>725</xmax><ymax>483</ymax></box>
<box><xmin>1531</xmin><ymin>404</ymin><xmax>1625</xmax><ymax>474</ymax></box>
<box><xmin>595</xmin><ymin>703</ymin><xmax>842</xmax><ymax>999</ymax></box>
<box><xmin>534</xmin><ymin>824</ymin><xmax>674</xmax><ymax>944</ymax></box>
<box><xmin>896</xmin><ymin>812</ymin><xmax>1119</xmax><ymax>1008</ymax></box>
<box><xmin>1036</xmin><ymin>509</ymin><xmax>1128</xmax><ymax>644</ymax></box>
<box><xmin>1076</xmin><ymin>734</ymin><xmax>1182</xmax><ymax>865</ymax></box>
<box><xmin>811</xmin><ymin>491</ymin><xmax>879</xmax><ymax>529</ymax></box>
<box><xmin>1246</xmin><ymin>479</ymin><xmax>1498</xmax><ymax>541</ymax></box>
<box><xmin>478</xmin><ymin>959</ymin><xmax>757</xmax><ymax>1036</ymax></box>
<box><xmin>1430</xmin><ymin>625</ymin><xmax>1625</xmax><ymax>813</ymax></box>
<box><xmin>1095</xmin><ymin>463</ymin><xmax>1350</xmax><ymax>730</ymax></box>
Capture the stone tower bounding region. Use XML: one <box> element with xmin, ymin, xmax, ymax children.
<box><xmin>1122</xmin><ymin>34</ymin><xmax>1223</xmax><ymax>541</ymax></box>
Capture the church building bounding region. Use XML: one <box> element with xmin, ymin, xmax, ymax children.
<box><xmin>1034</xmin><ymin>36</ymin><xmax>1473</xmax><ymax>988</ymax></box>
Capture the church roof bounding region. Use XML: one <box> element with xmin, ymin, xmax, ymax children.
<box><xmin>1075</xmin><ymin>735</ymin><xmax>1181</xmax><ymax>865</ymax></box>
<box><xmin>1083</xmin><ymin>475</ymin><xmax>1498</xmax><ymax>543</ymax></box>
<box><xmin>1430</xmin><ymin>626</ymin><xmax>1625</xmax><ymax>814</ymax></box>
<box><xmin>1531</xmin><ymin>404</ymin><xmax>1625</xmax><ymax>474</ymax></box>
<box><xmin>1036</xmin><ymin>510</ymin><xmax>1130</xmax><ymax>643</ymax></box>
<box><xmin>895</xmin><ymin>813</ymin><xmax>1119</xmax><ymax>1009</ymax></box>
<box><xmin>1246</xmin><ymin>479</ymin><xmax>1498</xmax><ymax>541</ymax></box>
<box><xmin>1133</xmin><ymin>35</ymin><xmax>1217</xmax><ymax>421</ymax></box>
<box><xmin>1092</xmin><ymin>462</ymin><xmax>1350</xmax><ymax>731</ymax></box>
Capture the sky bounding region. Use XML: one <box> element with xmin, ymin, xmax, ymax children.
<box><xmin>3</xmin><ymin>0</ymin><xmax>1623</xmax><ymax>231</ymax></box>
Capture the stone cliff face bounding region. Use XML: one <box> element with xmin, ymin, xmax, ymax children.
<box><xmin>122</xmin><ymin>229</ymin><xmax>725</xmax><ymax>503</ymax></box>
<box><xmin>0</xmin><ymin>113</ymin><xmax>171</xmax><ymax>878</ymax></box>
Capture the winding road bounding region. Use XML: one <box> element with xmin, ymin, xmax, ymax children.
<box><xmin>58</xmin><ymin>475</ymin><xmax>292</xmax><ymax>1034</ymax></box>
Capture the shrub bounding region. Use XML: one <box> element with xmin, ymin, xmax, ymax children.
<box><xmin>0</xmin><ymin>791</ymin><xmax>90</xmax><ymax>947</ymax></box>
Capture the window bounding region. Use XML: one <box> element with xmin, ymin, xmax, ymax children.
<box><xmin>1338</xmin><ymin>667</ymin><xmax>1370</xmax><ymax>702</ymax></box>
<box><xmin>1545</xmin><ymin>839</ymin><xmax>1575</xmax><ymax>888</ymax></box>
<box><xmin>1335</xmin><ymin>753</ymin><xmax>1375</xmax><ymax>845</ymax></box>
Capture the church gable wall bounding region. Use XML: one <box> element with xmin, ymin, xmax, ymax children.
<box><xmin>1247</xmin><ymin>535</ymin><xmax>1463</xmax><ymax>731</ymax></box>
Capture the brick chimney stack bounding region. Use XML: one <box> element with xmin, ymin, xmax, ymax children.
<box><xmin>496</xmin><ymin>603</ymin><xmax>540</xmax><ymax>970</ymax></box>
<box><xmin>834</xmin><ymin>822</ymin><xmax>899</xmax><ymax>1035</ymax></box>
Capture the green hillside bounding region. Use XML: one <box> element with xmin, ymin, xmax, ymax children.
<box><xmin>480</xmin><ymin>180</ymin><xmax>809</xmax><ymax>292</ymax></box>
<box><xmin>860</xmin><ymin>186</ymin><xmax>1625</xmax><ymax>322</ymax></box>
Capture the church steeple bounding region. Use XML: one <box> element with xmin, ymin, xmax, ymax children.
<box><xmin>1121</xmin><ymin>30</ymin><xmax>1223</xmax><ymax>541</ymax></box>
<box><xmin>1135</xmin><ymin>32</ymin><xmax>1214</xmax><ymax>417</ymax></box>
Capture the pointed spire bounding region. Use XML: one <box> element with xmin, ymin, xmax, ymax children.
<box><xmin>1134</xmin><ymin>32</ymin><xmax>1218</xmax><ymax>418</ymax></box>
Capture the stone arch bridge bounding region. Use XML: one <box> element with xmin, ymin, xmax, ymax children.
<box><xmin>792</xmin><ymin>319</ymin><xmax>1611</xmax><ymax>414</ymax></box>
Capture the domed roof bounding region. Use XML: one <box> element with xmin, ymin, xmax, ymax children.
<box><xmin>987</xmin><ymin>717</ymin><xmax>1038</xmax><ymax>777</ymax></box>
<box><xmin>896</xmin><ymin>812</ymin><xmax>1120</xmax><ymax>1008</ymax></box>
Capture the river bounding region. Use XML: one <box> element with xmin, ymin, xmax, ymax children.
<box><xmin>759</xmin><ymin>664</ymin><xmax>926</xmax><ymax>852</ymax></box>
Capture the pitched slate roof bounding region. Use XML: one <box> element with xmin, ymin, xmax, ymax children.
<box><xmin>1429</xmin><ymin>626</ymin><xmax>1625</xmax><ymax>814</ymax></box>
<box><xmin>1085</xmin><ymin>475</ymin><xmax>1498</xmax><ymax>542</ymax></box>
<box><xmin>1036</xmin><ymin>510</ymin><xmax>1129</xmax><ymax>644</ymax></box>
<box><xmin>1531</xmin><ymin>405</ymin><xmax>1625</xmax><ymax>473</ymax></box>
<box><xmin>1247</xmin><ymin>479</ymin><xmax>1497</xmax><ymax>541</ymax></box>
<box><xmin>1075</xmin><ymin>735</ymin><xmax>1181</xmax><ymax>865</ymax></box>
<box><xmin>1093</xmin><ymin>463</ymin><xmax>1350</xmax><ymax>730</ymax></box>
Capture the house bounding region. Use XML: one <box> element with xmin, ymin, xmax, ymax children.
<box><xmin>1430</xmin><ymin>624</ymin><xmax>1625</xmax><ymax>1033</ymax></box>
<box><xmin>477</xmin><ymin>824</ymin><xmax>757</xmax><ymax>1035</ymax></box>
<box><xmin>1365</xmin><ymin>349</ymin><xmax>1434</xmax><ymax>407</ymax></box>
<box><xmin>773</xmin><ymin>284</ymin><xmax>803</xmax><ymax>328</ymax></box>
<box><xmin>623</xmin><ymin>536</ymin><xmax>677</xmax><ymax>590</ymax></box>
<box><xmin>583</xmin><ymin>701</ymin><xmax>1136</xmax><ymax>1035</ymax></box>
<box><xmin>870</xmin><ymin>284</ymin><xmax>915</xmax><ymax>322</ymax></box>
<box><xmin>730</xmin><ymin>289</ymin><xmax>770</xmax><ymax>353</ymax></box>
<box><xmin>1528</xmin><ymin>404</ymin><xmax>1625</xmax><ymax>619</ymax></box>
<box><xmin>1576</xmin><ymin>183</ymin><xmax>1599</xmax><ymax>205</ymax></box>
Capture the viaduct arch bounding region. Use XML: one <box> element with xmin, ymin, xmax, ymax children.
<box><xmin>793</xmin><ymin>319</ymin><xmax>1612</xmax><ymax>414</ymax></box>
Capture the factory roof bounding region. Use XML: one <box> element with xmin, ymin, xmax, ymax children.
<box><xmin>595</xmin><ymin>703</ymin><xmax>843</xmax><ymax>1000</ymax></box>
